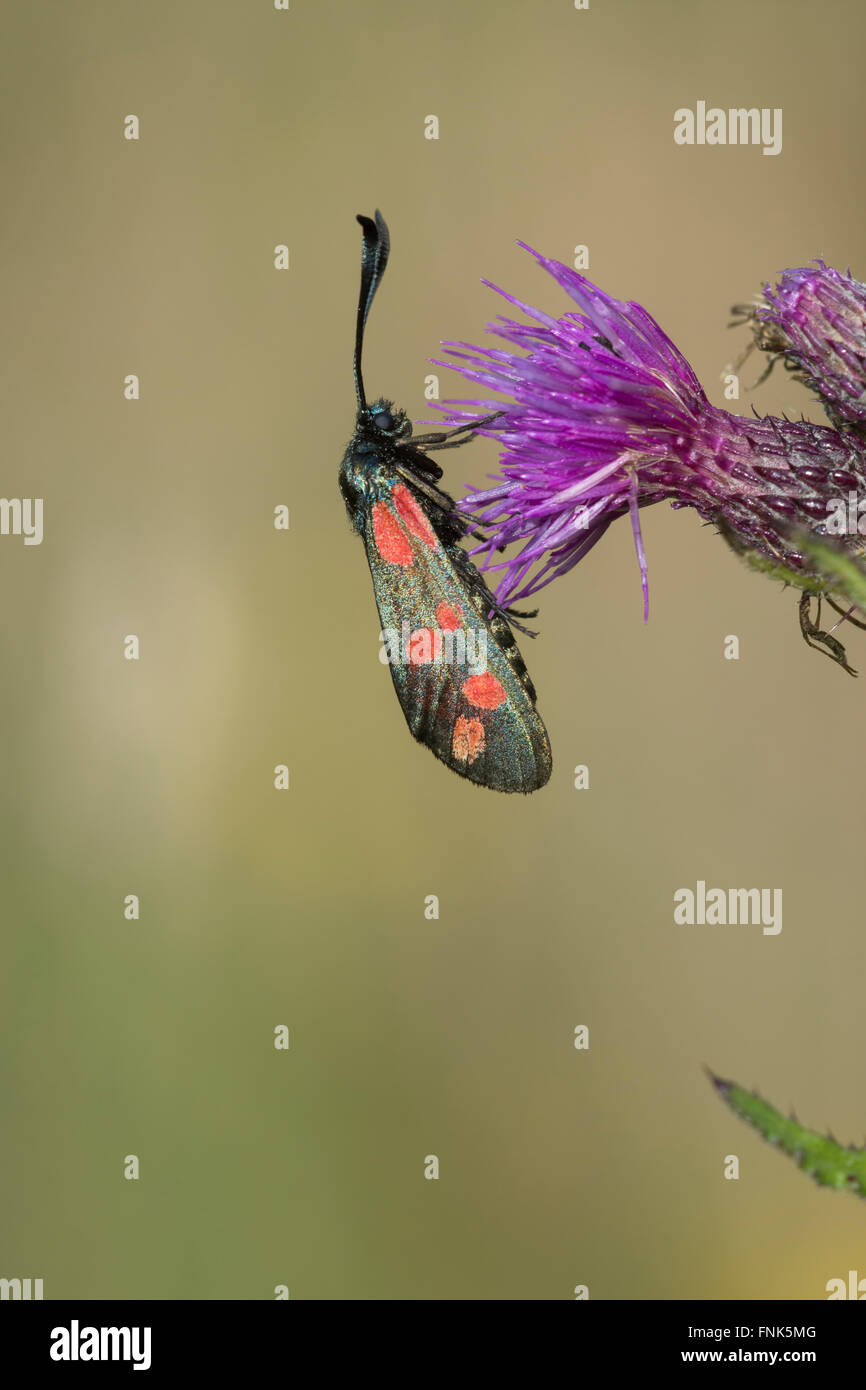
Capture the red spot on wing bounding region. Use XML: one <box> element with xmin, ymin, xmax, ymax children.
<box><xmin>408</xmin><ymin>627</ymin><xmax>442</xmax><ymax>664</ymax></box>
<box><xmin>452</xmin><ymin>715</ymin><xmax>485</xmax><ymax>765</ymax></box>
<box><xmin>372</xmin><ymin>501</ymin><xmax>413</xmax><ymax>567</ymax></box>
<box><xmin>393</xmin><ymin>484</ymin><xmax>437</xmax><ymax>548</ymax></box>
<box><xmin>436</xmin><ymin>602</ymin><xmax>463</xmax><ymax>631</ymax></box>
<box><xmin>462</xmin><ymin>672</ymin><xmax>507</xmax><ymax>710</ymax></box>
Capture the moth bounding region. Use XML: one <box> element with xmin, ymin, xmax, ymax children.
<box><xmin>339</xmin><ymin>210</ymin><xmax>551</xmax><ymax>793</ymax></box>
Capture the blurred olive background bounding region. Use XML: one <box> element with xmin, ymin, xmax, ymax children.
<box><xmin>2</xmin><ymin>0</ymin><xmax>865</xmax><ymax>1300</ymax></box>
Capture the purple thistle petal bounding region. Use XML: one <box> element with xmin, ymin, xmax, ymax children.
<box><xmin>429</xmin><ymin>245</ymin><xmax>866</xmax><ymax>613</ymax></box>
<box><xmin>627</xmin><ymin>466</ymin><xmax>650</xmax><ymax>622</ymax></box>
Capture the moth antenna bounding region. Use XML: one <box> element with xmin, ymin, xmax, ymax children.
<box><xmin>353</xmin><ymin>210</ymin><xmax>390</xmax><ymax>412</ymax></box>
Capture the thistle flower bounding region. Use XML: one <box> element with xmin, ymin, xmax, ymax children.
<box><xmin>745</xmin><ymin>260</ymin><xmax>866</xmax><ymax>435</ymax></box>
<box><xmin>435</xmin><ymin>248</ymin><xmax>866</xmax><ymax>658</ymax></box>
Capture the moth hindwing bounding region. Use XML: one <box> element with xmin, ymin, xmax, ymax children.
<box><xmin>339</xmin><ymin>210</ymin><xmax>551</xmax><ymax>793</ymax></box>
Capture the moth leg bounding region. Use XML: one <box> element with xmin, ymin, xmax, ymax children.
<box><xmin>460</xmin><ymin>521</ymin><xmax>495</xmax><ymax>544</ymax></box>
<box><xmin>746</xmin><ymin>353</ymin><xmax>782</xmax><ymax>389</ymax></box>
<box><xmin>413</xmin><ymin>411</ymin><xmax>503</xmax><ymax>449</ymax></box>
<box><xmin>798</xmin><ymin>592</ymin><xmax>858</xmax><ymax>676</ymax></box>
<box><xmin>393</xmin><ymin>467</ymin><xmax>491</xmax><ymax>547</ymax></box>
<box><xmin>728</xmin><ymin>305</ymin><xmax>790</xmax><ymax>388</ymax></box>
<box><xmin>394</xmin><ymin>467</ymin><xmax>452</xmax><ymax>509</ymax></box>
<box><xmin>498</xmin><ymin>613</ymin><xmax>538</xmax><ymax>638</ymax></box>
<box><xmin>489</xmin><ymin>599</ymin><xmax>539</xmax><ymax>638</ymax></box>
<box><xmin>750</xmin><ymin>353</ymin><xmax>787</xmax><ymax>389</ymax></box>
<box><xmin>728</xmin><ymin>334</ymin><xmax>782</xmax><ymax>389</ymax></box>
<box><xmin>417</xmin><ymin>435</ymin><xmax>484</xmax><ymax>452</ymax></box>
<box><xmin>824</xmin><ymin>595</ymin><xmax>866</xmax><ymax>632</ymax></box>
<box><xmin>474</xmin><ymin>599</ymin><xmax>538</xmax><ymax>639</ymax></box>
<box><xmin>728</xmin><ymin>302</ymin><xmax>758</xmax><ymax>329</ymax></box>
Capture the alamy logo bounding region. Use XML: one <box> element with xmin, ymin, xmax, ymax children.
<box><xmin>50</xmin><ymin>1320</ymin><xmax>152</xmax><ymax>1371</ymax></box>
<box><xmin>825</xmin><ymin>492</ymin><xmax>866</xmax><ymax>535</ymax></box>
<box><xmin>0</xmin><ymin>1276</ymin><xmax>43</xmax><ymax>1299</ymax></box>
<box><xmin>674</xmin><ymin>103</ymin><xmax>782</xmax><ymax>156</ymax></box>
<box><xmin>827</xmin><ymin>1270</ymin><xmax>866</xmax><ymax>1299</ymax></box>
<box><xmin>674</xmin><ymin>880</ymin><xmax>783</xmax><ymax>935</ymax></box>
<box><xmin>379</xmin><ymin>620</ymin><xmax>487</xmax><ymax>671</ymax></box>
<box><xmin>0</xmin><ymin>498</ymin><xmax>43</xmax><ymax>545</ymax></box>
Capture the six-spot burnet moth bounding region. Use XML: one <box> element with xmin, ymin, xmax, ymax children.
<box><xmin>339</xmin><ymin>211</ymin><xmax>552</xmax><ymax>793</ymax></box>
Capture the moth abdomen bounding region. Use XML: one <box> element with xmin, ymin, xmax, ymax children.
<box><xmin>489</xmin><ymin>610</ymin><xmax>538</xmax><ymax>704</ymax></box>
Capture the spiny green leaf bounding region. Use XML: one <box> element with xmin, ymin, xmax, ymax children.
<box><xmin>708</xmin><ymin>1068</ymin><xmax>866</xmax><ymax>1199</ymax></box>
<box><xmin>798</xmin><ymin>535</ymin><xmax>866</xmax><ymax>613</ymax></box>
<box><xmin>731</xmin><ymin>545</ymin><xmax>827</xmax><ymax>593</ymax></box>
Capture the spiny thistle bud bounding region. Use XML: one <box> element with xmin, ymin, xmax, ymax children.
<box><xmin>748</xmin><ymin>260</ymin><xmax>866</xmax><ymax>436</ymax></box>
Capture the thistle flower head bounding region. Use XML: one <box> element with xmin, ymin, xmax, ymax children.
<box><xmin>435</xmin><ymin>247</ymin><xmax>866</xmax><ymax>620</ymax></box>
<box><xmin>751</xmin><ymin>260</ymin><xmax>866</xmax><ymax>434</ymax></box>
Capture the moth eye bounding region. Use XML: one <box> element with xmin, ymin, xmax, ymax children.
<box><xmin>373</xmin><ymin>410</ymin><xmax>394</xmax><ymax>431</ymax></box>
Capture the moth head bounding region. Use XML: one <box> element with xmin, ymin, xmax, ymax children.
<box><xmin>363</xmin><ymin>398</ymin><xmax>412</xmax><ymax>441</ymax></box>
